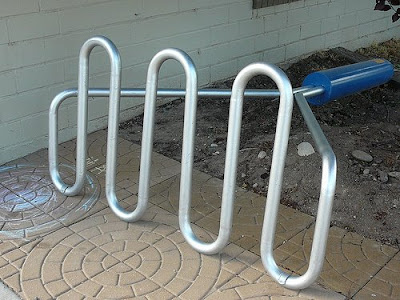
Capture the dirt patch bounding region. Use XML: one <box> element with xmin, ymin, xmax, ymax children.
<box><xmin>120</xmin><ymin>39</ymin><xmax>400</xmax><ymax>247</ymax></box>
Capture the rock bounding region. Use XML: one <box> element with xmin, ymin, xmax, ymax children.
<box><xmin>252</xmin><ymin>183</ymin><xmax>258</xmax><ymax>188</ymax></box>
<box><xmin>212</xmin><ymin>151</ymin><xmax>220</xmax><ymax>156</ymax></box>
<box><xmin>378</xmin><ymin>170</ymin><xmax>389</xmax><ymax>183</ymax></box>
<box><xmin>241</xmin><ymin>173</ymin><xmax>246</xmax><ymax>178</ymax></box>
<box><xmin>297</xmin><ymin>142</ymin><xmax>315</xmax><ymax>157</ymax></box>
<box><xmin>210</xmin><ymin>143</ymin><xmax>218</xmax><ymax>148</ymax></box>
<box><xmin>351</xmin><ymin>150</ymin><xmax>373</xmax><ymax>162</ymax></box>
<box><xmin>363</xmin><ymin>169</ymin><xmax>370</xmax><ymax>175</ymax></box>
<box><xmin>388</xmin><ymin>171</ymin><xmax>400</xmax><ymax>179</ymax></box>
<box><xmin>258</xmin><ymin>151</ymin><xmax>267</xmax><ymax>159</ymax></box>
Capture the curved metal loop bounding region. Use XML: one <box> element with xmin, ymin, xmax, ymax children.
<box><xmin>49</xmin><ymin>36</ymin><xmax>121</xmax><ymax>196</ymax></box>
<box><xmin>107</xmin><ymin>48</ymin><xmax>198</xmax><ymax>222</ymax></box>
<box><xmin>260</xmin><ymin>92</ymin><xmax>337</xmax><ymax>290</ymax></box>
<box><xmin>180</xmin><ymin>62</ymin><xmax>293</xmax><ymax>255</ymax></box>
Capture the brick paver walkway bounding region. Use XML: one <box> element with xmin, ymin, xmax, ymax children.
<box><xmin>0</xmin><ymin>129</ymin><xmax>398</xmax><ymax>299</ymax></box>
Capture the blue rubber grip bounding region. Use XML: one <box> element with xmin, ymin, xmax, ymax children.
<box><xmin>302</xmin><ymin>59</ymin><xmax>394</xmax><ymax>106</ymax></box>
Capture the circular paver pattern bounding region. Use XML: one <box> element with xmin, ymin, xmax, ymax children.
<box><xmin>0</xmin><ymin>164</ymin><xmax>100</xmax><ymax>239</ymax></box>
<box><xmin>20</xmin><ymin>215</ymin><xmax>222</xmax><ymax>299</ymax></box>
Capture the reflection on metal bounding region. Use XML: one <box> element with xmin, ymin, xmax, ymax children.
<box><xmin>260</xmin><ymin>92</ymin><xmax>337</xmax><ymax>290</ymax></box>
<box><xmin>49</xmin><ymin>35</ymin><xmax>362</xmax><ymax>289</ymax></box>
<box><xmin>107</xmin><ymin>48</ymin><xmax>198</xmax><ymax>222</ymax></box>
<box><xmin>49</xmin><ymin>36</ymin><xmax>121</xmax><ymax>196</ymax></box>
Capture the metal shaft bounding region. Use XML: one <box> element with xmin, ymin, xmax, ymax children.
<box><xmin>49</xmin><ymin>36</ymin><xmax>121</xmax><ymax>196</ymax></box>
<box><xmin>48</xmin><ymin>36</ymin><xmax>335</xmax><ymax>290</ymax></box>
<box><xmin>260</xmin><ymin>92</ymin><xmax>337</xmax><ymax>290</ymax></box>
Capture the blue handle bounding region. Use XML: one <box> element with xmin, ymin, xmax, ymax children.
<box><xmin>302</xmin><ymin>59</ymin><xmax>394</xmax><ymax>106</ymax></box>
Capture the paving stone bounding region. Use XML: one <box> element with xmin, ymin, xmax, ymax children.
<box><xmin>276</xmin><ymin>225</ymin><xmax>398</xmax><ymax>298</ymax></box>
<box><xmin>0</xmin><ymin>130</ymin><xmax>384</xmax><ymax>299</ymax></box>
<box><xmin>353</xmin><ymin>252</ymin><xmax>400</xmax><ymax>299</ymax></box>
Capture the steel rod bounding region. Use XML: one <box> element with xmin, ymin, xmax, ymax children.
<box><xmin>260</xmin><ymin>92</ymin><xmax>337</xmax><ymax>290</ymax></box>
<box><xmin>50</xmin><ymin>86</ymin><xmax>320</xmax><ymax>99</ymax></box>
<box><xmin>48</xmin><ymin>36</ymin><xmax>122</xmax><ymax>196</ymax></box>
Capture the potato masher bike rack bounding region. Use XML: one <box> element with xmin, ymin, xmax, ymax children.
<box><xmin>49</xmin><ymin>36</ymin><xmax>394</xmax><ymax>290</ymax></box>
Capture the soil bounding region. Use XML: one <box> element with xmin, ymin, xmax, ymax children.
<box><xmin>119</xmin><ymin>39</ymin><xmax>400</xmax><ymax>247</ymax></box>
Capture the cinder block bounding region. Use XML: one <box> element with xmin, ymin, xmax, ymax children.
<box><xmin>305</xmin><ymin>0</ymin><xmax>318</xmax><ymax>5</ymax></box>
<box><xmin>59</xmin><ymin>0</ymin><xmax>142</xmax><ymax>33</ymax></box>
<box><xmin>0</xmin><ymin>0</ymin><xmax>38</xmax><ymax>18</ymax></box>
<box><xmin>237</xmin><ymin>52</ymin><xmax>263</xmax><ymax>70</ymax></box>
<box><xmin>0</xmin><ymin>20</ymin><xmax>8</xmax><ymax>45</ymax></box>
<box><xmin>201</xmin><ymin>37</ymin><xmax>255</xmax><ymax>66</ymax></box>
<box><xmin>324</xmin><ymin>30</ymin><xmax>342</xmax><ymax>48</ymax></box>
<box><xmin>0</xmin><ymin>71</ymin><xmax>16</xmax><ymax>98</ymax></box>
<box><xmin>8</xmin><ymin>12</ymin><xmax>59</xmax><ymax>42</ymax></box>
<box><xmin>179</xmin><ymin>0</ymin><xmax>230</xmax><ymax>11</ymax></box>
<box><xmin>356</xmin><ymin>9</ymin><xmax>373</xmax><ymax>25</ymax></box>
<box><xmin>0</xmin><ymin>87</ymin><xmax>53</xmax><ymax>122</ymax></box>
<box><xmin>288</xmin><ymin>7</ymin><xmax>310</xmax><ymax>26</ymax></box>
<box><xmin>239</xmin><ymin>18</ymin><xmax>264</xmax><ymax>38</ymax></box>
<box><xmin>321</xmin><ymin>16</ymin><xmax>339</xmax><ymax>34</ymax></box>
<box><xmin>16</xmin><ymin>61</ymin><xmax>64</xmax><ymax>92</ymax></box>
<box><xmin>44</xmin><ymin>31</ymin><xmax>94</xmax><ymax>62</ymax></box>
<box><xmin>13</xmin><ymin>40</ymin><xmax>46</xmax><ymax>68</ymax></box>
<box><xmin>210</xmin><ymin>59</ymin><xmax>237</xmax><ymax>82</ymax></box>
<box><xmin>300</xmin><ymin>20</ymin><xmax>321</xmax><ymax>39</ymax></box>
<box><xmin>40</xmin><ymin>0</ymin><xmax>105</xmax><ymax>11</ymax></box>
<box><xmin>0</xmin><ymin>121</ymin><xmax>23</xmax><ymax>148</ymax></box>
<box><xmin>305</xmin><ymin>35</ymin><xmax>325</xmax><ymax>53</ymax></box>
<box><xmin>197</xmin><ymin>66</ymin><xmax>211</xmax><ymax>87</ymax></box>
<box><xmin>264</xmin><ymin>11</ymin><xmax>288</xmax><ymax>32</ymax></box>
<box><xmin>92</xmin><ymin>23</ymin><xmax>134</xmax><ymax>48</ymax></box>
<box><xmin>286</xmin><ymin>40</ymin><xmax>306</xmax><ymax>60</ymax></box>
<box><xmin>228</xmin><ymin>1</ymin><xmax>252</xmax><ymax>22</ymax></box>
<box><xmin>346</xmin><ymin>0</ymin><xmax>371</xmax><ymax>12</ymax></box>
<box><xmin>263</xmin><ymin>46</ymin><xmax>286</xmax><ymax>64</ymax></box>
<box><xmin>21</xmin><ymin>112</ymin><xmax>49</xmax><ymax>140</ymax></box>
<box><xmin>158</xmin><ymin>28</ymin><xmax>211</xmax><ymax>52</ymax></box>
<box><xmin>143</xmin><ymin>0</ymin><xmax>179</xmax><ymax>17</ymax></box>
<box><xmin>341</xmin><ymin>26</ymin><xmax>359</xmax><ymax>42</ymax></box>
<box><xmin>254</xmin><ymin>31</ymin><xmax>279</xmax><ymax>52</ymax></box>
<box><xmin>0</xmin><ymin>44</ymin><xmax>16</xmax><ymax>73</ymax></box>
<box><xmin>327</xmin><ymin>0</ymin><xmax>346</xmax><ymax>18</ymax></box>
<box><xmin>308</xmin><ymin>3</ymin><xmax>329</xmax><ymax>21</ymax></box>
<box><xmin>338</xmin><ymin>12</ymin><xmax>358</xmax><ymax>29</ymax></box>
<box><xmin>0</xmin><ymin>136</ymin><xmax>48</xmax><ymax>165</ymax></box>
<box><xmin>211</xmin><ymin>23</ymin><xmax>240</xmax><ymax>45</ymax></box>
<box><xmin>133</xmin><ymin>6</ymin><xmax>229</xmax><ymax>43</ymax></box>
<box><xmin>279</xmin><ymin>25</ymin><xmax>301</xmax><ymax>45</ymax></box>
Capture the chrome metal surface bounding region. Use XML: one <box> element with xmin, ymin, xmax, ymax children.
<box><xmin>181</xmin><ymin>62</ymin><xmax>294</xmax><ymax>255</ymax></box>
<box><xmin>48</xmin><ymin>36</ymin><xmax>337</xmax><ymax>290</ymax></box>
<box><xmin>106</xmin><ymin>48</ymin><xmax>198</xmax><ymax>222</ymax></box>
<box><xmin>49</xmin><ymin>36</ymin><xmax>121</xmax><ymax>196</ymax></box>
<box><xmin>49</xmin><ymin>86</ymin><xmax>317</xmax><ymax>100</ymax></box>
<box><xmin>260</xmin><ymin>92</ymin><xmax>337</xmax><ymax>290</ymax></box>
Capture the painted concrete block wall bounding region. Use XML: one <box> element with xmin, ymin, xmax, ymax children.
<box><xmin>0</xmin><ymin>0</ymin><xmax>399</xmax><ymax>164</ymax></box>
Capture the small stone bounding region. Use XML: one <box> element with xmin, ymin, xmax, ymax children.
<box><xmin>363</xmin><ymin>169</ymin><xmax>370</xmax><ymax>175</ymax></box>
<box><xmin>388</xmin><ymin>171</ymin><xmax>400</xmax><ymax>179</ymax></box>
<box><xmin>297</xmin><ymin>142</ymin><xmax>315</xmax><ymax>157</ymax></box>
<box><xmin>378</xmin><ymin>170</ymin><xmax>389</xmax><ymax>183</ymax></box>
<box><xmin>257</xmin><ymin>151</ymin><xmax>267</xmax><ymax>159</ymax></box>
<box><xmin>241</xmin><ymin>173</ymin><xmax>246</xmax><ymax>178</ymax></box>
<box><xmin>252</xmin><ymin>183</ymin><xmax>258</xmax><ymax>188</ymax></box>
<box><xmin>351</xmin><ymin>150</ymin><xmax>373</xmax><ymax>162</ymax></box>
<box><xmin>210</xmin><ymin>143</ymin><xmax>218</xmax><ymax>147</ymax></box>
<box><xmin>212</xmin><ymin>151</ymin><xmax>220</xmax><ymax>156</ymax></box>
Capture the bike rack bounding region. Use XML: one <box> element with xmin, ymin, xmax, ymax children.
<box><xmin>49</xmin><ymin>36</ymin><xmax>394</xmax><ymax>289</ymax></box>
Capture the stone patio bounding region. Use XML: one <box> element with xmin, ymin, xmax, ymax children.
<box><xmin>0</xmin><ymin>129</ymin><xmax>398</xmax><ymax>299</ymax></box>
